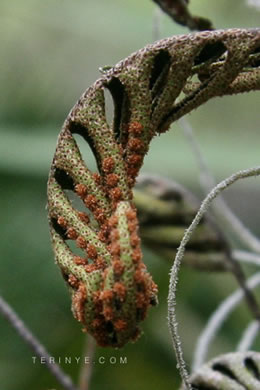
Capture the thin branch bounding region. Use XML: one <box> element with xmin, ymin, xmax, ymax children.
<box><xmin>151</xmin><ymin>0</ymin><xmax>214</xmax><ymax>31</ymax></box>
<box><xmin>237</xmin><ymin>320</ymin><xmax>260</xmax><ymax>352</ymax></box>
<box><xmin>168</xmin><ymin>167</ymin><xmax>260</xmax><ymax>389</ymax></box>
<box><xmin>192</xmin><ymin>273</ymin><xmax>260</xmax><ymax>371</ymax></box>
<box><xmin>79</xmin><ymin>335</ymin><xmax>96</xmax><ymax>390</ymax></box>
<box><xmin>232</xmin><ymin>249</ymin><xmax>260</xmax><ymax>267</ymax></box>
<box><xmin>0</xmin><ymin>295</ymin><xmax>79</xmax><ymax>390</ymax></box>
<box><xmin>180</xmin><ymin>117</ymin><xmax>260</xmax><ymax>254</ymax></box>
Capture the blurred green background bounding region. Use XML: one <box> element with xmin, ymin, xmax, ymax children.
<box><xmin>1</xmin><ymin>1</ymin><xmax>260</xmax><ymax>389</ymax></box>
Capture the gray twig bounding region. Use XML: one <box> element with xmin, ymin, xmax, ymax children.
<box><xmin>79</xmin><ymin>335</ymin><xmax>96</xmax><ymax>390</ymax></box>
<box><xmin>0</xmin><ymin>295</ymin><xmax>79</xmax><ymax>390</ymax></box>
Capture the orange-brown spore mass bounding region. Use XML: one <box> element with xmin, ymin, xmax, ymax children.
<box><xmin>127</xmin><ymin>154</ymin><xmax>142</xmax><ymax>166</ymax></box>
<box><xmin>129</xmin><ymin>121</ymin><xmax>143</xmax><ymax>135</ymax></box>
<box><xmin>112</xmin><ymin>260</ymin><xmax>125</xmax><ymax>276</ymax></box>
<box><xmin>100</xmin><ymin>289</ymin><xmax>114</xmax><ymax>302</ymax></box>
<box><xmin>109</xmin><ymin>187</ymin><xmax>122</xmax><ymax>202</ymax></box>
<box><xmin>76</xmin><ymin>235</ymin><xmax>87</xmax><ymax>249</ymax></box>
<box><xmin>57</xmin><ymin>216</ymin><xmax>67</xmax><ymax>228</ymax></box>
<box><xmin>106</xmin><ymin>173</ymin><xmax>119</xmax><ymax>187</ymax></box>
<box><xmin>72</xmin><ymin>283</ymin><xmax>87</xmax><ymax>324</ymax></box>
<box><xmin>67</xmin><ymin>227</ymin><xmax>78</xmax><ymax>240</ymax></box>
<box><xmin>84</xmin><ymin>194</ymin><xmax>98</xmax><ymax>211</ymax></box>
<box><xmin>92</xmin><ymin>172</ymin><xmax>102</xmax><ymax>185</ymax></box>
<box><xmin>78</xmin><ymin>211</ymin><xmax>90</xmax><ymax>224</ymax></box>
<box><xmin>75</xmin><ymin>183</ymin><xmax>87</xmax><ymax>198</ymax></box>
<box><xmin>73</xmin><ymin>256</ymin><xmax>87</xmax><ymax>265</ymax></box>
<box><xmin>68</xmin><ymin>274</ymin><xmax>79</xmax><ymax>288</ymax></box>
<box><xmin>102</xmin><ymin>157</ymin><xmax>115</xmax><ymax>173</ymax></box>
<box><xmin>113</xmin><ymin>282</ymin><xmax>126</xmax><ymax>301</ymax></box>
<box><xmin>86</xmin><ymin>244</ymin><xmax>97</xmax><ymax>259</ymax></box>
<box><xmin>93</xmin><ymin>208</ymin><xmax>106</xmax><ymax>225</ymax></box>
<box><xmin>128</xmin><ymin>138</ymin><xmax>144</xmax><ymax>152</ymax></box>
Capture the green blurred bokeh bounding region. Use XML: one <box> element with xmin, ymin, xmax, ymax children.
<box><xmin>0</xmin><ymin>1</ymin><xmax>260</xmax><ymax>389</ymax></box>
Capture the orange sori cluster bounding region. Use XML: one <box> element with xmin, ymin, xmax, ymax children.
<box><xmin>100</xmin><ymin>157</ymin><xmax>124</xmax><ymax>206</ymax></box>
<box><xmin>55</xmin><ymin>124</ymin><xmax>156</xmax><ymax>346</ymax></box>
<box><xmin>127</xmin><ymin>207</ymin><xmax>158</xmax><ymax>321</ymax></box>
<box><xmin>87</xmin><ymin>204</ymin><xmax>157</xmax><ymax>347</ymax></box>
<box><xmin>126</xmin><ymin>122</ymin><xmax>145</xmax><ymax>186</ymax></box>
<box><xmin>56</xmin><ymin>209</ymin><xmax>107</xmax><ymax>275</ymax></box>
<box><xmin>72</xmin><ymin>283</ymin><xmax>87</xmax><ymax>324</ymax></box>
<box><xmin>74</xmin><ymin>182</ymin><xmax>107</xmax><ymax>226</ymax></box>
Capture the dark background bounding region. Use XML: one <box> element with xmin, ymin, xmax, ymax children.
<box><xmin>1</xmin><ymin>1</ymin><xmax>260</xmax><ymax>389</ymax></box>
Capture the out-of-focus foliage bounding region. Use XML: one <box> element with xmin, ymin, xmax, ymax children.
<box><xmin>0</xmin><ymin>1</ymin><xmax>259</xmax><ymax>389</ymax></box>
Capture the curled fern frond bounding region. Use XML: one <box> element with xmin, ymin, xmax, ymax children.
<box><xmin>181</xmin><ymin>351</ymin><xmax>260</xmax><ymax>390</ymax></box>
<box><xmin>47</xmin><ymin>29</ymin><xmax>260</xmax><ymax>348</ymax></box>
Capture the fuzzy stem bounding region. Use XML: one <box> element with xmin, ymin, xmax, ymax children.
<box><xmin>168</xmin><ymin>167</ymin><xmax>260</xmax><ymax>388</ymax></box>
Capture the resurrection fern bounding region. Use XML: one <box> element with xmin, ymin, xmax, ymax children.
<box><xmin>47</xmin><ymin>29</ymin><xmax>260</xmax><ymax>348</ymax></box>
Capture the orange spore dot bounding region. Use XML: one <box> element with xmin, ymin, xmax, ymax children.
<box><xmin>84</xmin><ymin>194</ymin><xmax>98</xmax><ymax>211</ymax></box>
<box><xmin>92</xmin><ymin>173</ymin><xmax>102</xmax><ymax>185</ymax></box>
<box><xmin>75</xmin><ymin>183</ymin><xmax>87</xmax><ymax>198</ymax></box>
<box><xmin>102</xmin><ymin>157</ymin><xmax>115</xmax><ymax>173</ymax></box>
<box><xmin>78</xmin><ymin>212</ymin><xmax>90</xmax><ymax>224</ymax></box>
<box><xmin>94</xmin><ymin>208</ymin><xmax>106</xmax><ymax>225</ymax></box>
<box><xmin>74</xmin><ymin>256</ymin><xmax>87</xmax><ymax>265</ymax></box>
<box><xmin>127</xmin><ymin>154</ymin><xmax>142</xmax><ymax>166</ymax></box>
<box><xmin>100</xmin><ymin>290</ymin><xmax>114</xmax><ymax>302</ymax></box>
<box><xmin>128</xmin><ymin>138</ymin><xmax>143</xmax><ymax>152</ymax></box>
<box><xmin>85</xmin><ymin>264</ymin><xmax>97</xmax><ymax>273</ymax></box>
<box><xmin>129</xmin><ymin>121</ymin><xmax>143</xmax><ymax>135</ymax></box>
<box><xmin>130</xmin><ymin>233</ymin><xmax>140</xmax><ymax>248</ymax></box>
<box><xmin>86</xmin><ymin>244</ymin><xmax>97</xmax><ymax>259</ymax></box>
<box><xmin>132</xmin><ymin>248</ymin><xmax>142</xmax><ymax>263</ymax></box>
<box><xmin>68</xmin><ymin>274</ymin><xmax>79</xmax><ymax>288</ymax></box>
<box><xmin>106</xmin><ymin>173</ymin><xmax>119</xmax><ymax>187</ymax></box>
<box><xmin>109</xmin><ymin>187</ymin><xmax>122</xmax><ymax>202</ymax></box>
<box><xmin>103</xmin><ymin>307</ymin><xmax>114</xmax><ymax>321</ymax></box>
<box><xmin>110</xmin><ymin>242</ymin><xmax>121</xmax><ymax>256</ymax></box>
<box><xmin>67</xmin><ymin>227</ymin><xmax>78</xmax><ymax>240</ymax></box>
<box><xmin>113</xmin><ymin>282</ymin><xmax>126</xmax><ymax>301</ymax></box>
<box><xmin>57</xmin><ymin>216</ymin><xmax>67</xmax><ymax>228</ymax></box>
<box><xmin>112</xmin><ymin>260</ymin><xmax>125</xmax><ymax>276</ymax></box>
<box><xmin>76</xmin><ymin>235</ymin><xmax>87</xmax><ymax>249</ymax></box>
<box><xmin>108</xmin><ymin>215</ymin><xmax>118</xmax><ymax>228</ymax></box>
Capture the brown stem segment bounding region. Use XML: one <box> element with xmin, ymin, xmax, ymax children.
<box><xmin>152</xmin><ymin>0</ymin><xmax>214</xmax><ymax>31</ymax></box>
